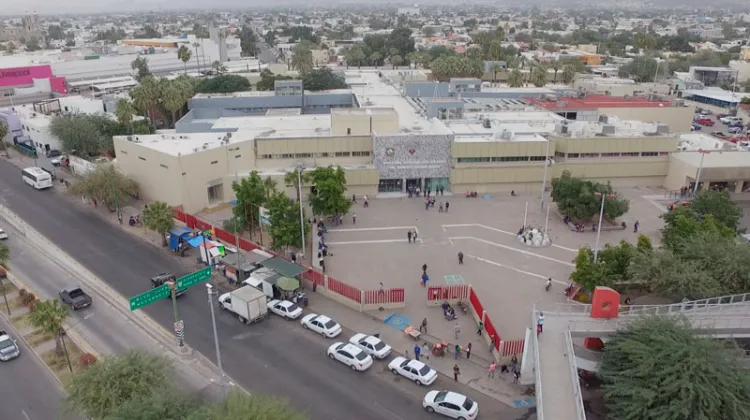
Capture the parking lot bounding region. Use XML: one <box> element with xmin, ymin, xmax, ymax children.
<box><xmin>693</xmin><ymin>108</ymin><xmax>749</xmax><ymax>140</ymax></box>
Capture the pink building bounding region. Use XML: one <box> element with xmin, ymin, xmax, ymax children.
<box><xmin>0</xmin><ymin>65</ymin><xmax>67</xmax><ymax>95</ymax></box>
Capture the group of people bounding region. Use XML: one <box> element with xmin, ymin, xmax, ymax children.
<box><xmin>487</xmin><ymin>355</ymin><xmax>521</xmax><ymax>383</ymax></box>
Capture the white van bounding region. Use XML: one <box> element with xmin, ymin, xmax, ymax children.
<box><xmin>21</xmin><ymin>167</ymin><xmax>53</xmax><ymax>190</ymax></box>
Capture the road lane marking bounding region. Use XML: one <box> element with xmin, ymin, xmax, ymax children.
<box><xmin>373</xmin><ymin>400</ymin><xmax>407</xmax><ymax>420</ymax></box>
<box><xmin>469</xmin><ymin>255</ymin><xmax>568</xmax><ymax>285</ymax></box>
<box><xmin>328</xmin><ymin>226</ymin><xmax>417</xmax><ymax>232</ymax></box>
<box><xmin>442</xmin><ymin>223</ymin><xmax>579</xmax><ymax>253</ymax></box>
<box><xmin>326</xmin><ymin>238</ymin><xmax>423</xmax><ymax>245</ymax></box>
<box><xmin>449</xmin><ymin>236</ymin><xmax>576</xmax><ymax>267</ymax></box>
<box><xmin>21</xmin><ymin>410</ymin><xmax>31</xmax><ymax>420</ymax></box>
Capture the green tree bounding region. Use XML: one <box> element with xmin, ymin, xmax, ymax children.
<box><xmin>196</xmin><ymin>74</ymin><xmax>251</xmax><ymax>94</ymax></box>
<box><xmin>67</xmin><ymin>351</ymin><xmax>171</xmax><ymax>420</ymax></box>
<box><xmin>238</xmin><ymin>25</ymin><xmax>258</xmax><ymax>57</ymax></box>
<box><xmin>49</xmin><ymin>115</ymin><xmax>105</xmax><ymax>157</ymax></box>
<box><xmin>561</xmin><ymin>64</ymin><xmax>576</xmax><ymax>84</ymax></box>
<box><xmin>571</xmin><ymin>241</ymin><xmax>636</xmax><ymax>292</ymax></box>
<box><xmin>265</xmin><ymin>191</ymin><xmax>304</xmax><ymax>251</ymax></box>
<box><xmin>130</xmin><ymin>57</ymin><xmax>151</xmax><ymax>82</ymax></box>
<box><xmin>422</xmin><ymin>26</ymin><xmax>437</xmax><ymax>37</ymax></box>
<box><xmin>177</xmin><ymin>45</ymin><xmax>192</xmax><ymax>75</ymax></box>
<box><xmin>104</xmin><ymin>389</ymin><xmax>196</xmax><ymax>420</ymax></box>
<box><xmin>27</xmin><ymin>300</ymin><xmax>69</xmax><ymax>362</ymax></box>
<box><xmin>0</xmin><ymin>241</ymin><xmax>9</xmax><ymax>266</ymax></box>
<box><xmin>508</xmin><ymin>68</ymin><xmax>524</xmax><ymax>87</ymax></box>
<box><xmin>255</xmin><ymin>70</ymin><xmax>293</xmax><ymax>91</ymax></box>
<box><xmin>185</xmin><ymin>391</ymin><xmax>306</xmax><ymax>420</ymax></box>
<box><xmin>0</xmin><ymin>120</ymin><xmax>9</xmax><ymax>157</ymax></box>
<box><xmin>141</xmin><ymin>201</ymin><xmax>174</xmax><ymax>247</ymax></box>
<box><xmin>232</xmin><ymin>171</ymin><xmax>267</xmax><ymax>237</ymax></box>
<box><xmin>688</xmin><ymin>189</ymin><xmax>743</xmax><ymax>232</ymax></box>
<box><xmin>344</xmin><ymin>45</ymin><xmax>366</xmax><ymax>68</ymax></box>
<box><xmin>550</xmin><ymin>60</ymin><xmax>561</xmax><ymax>82</ymax></box>
<box><xmin>429</xmin><ymin>55</ymin><xmax>483</xmax><ymax>81</ymax></box>
<box><xmin>599</xmin><ymin>316</ymin><xmax>750</xmax><ymax>420</ymax></box>
<box><xmin>212</xmin><ymin>61</ymin><xmax>228</xmax><ymax>75</ymax></box>
<box><xmin>531</xmin><ymin>65</ymin><xmax>547</xmax><ymax>87</ymax></box>
<box><xmin>309</xmin><ymin>166</ymin><xmax>351</xmax><ymax>217</ymax></box>
<box><xmin>130</xmin><ymin>76</ymin><xmax>162</xmax><ymax>124</ymax></box>
<box><xmin>387</xmin><ymin>27</ymin><xmax>415</xmax><ymax>61</ymax></box>
<box><xmin>68</xmin><ymin>166</ymin><xmax>139</xmax><ymax>212</ymax></box>
<box><xmin>369</xmin><ymin>51</ymin><xmax>382</xmax><ymax>68</ymax></box>
<box><xmin>162</xmin><ymin>79</ymin><xmax>190</xmax><ymax>128</ymax></box>
<box><xmin>661</xmin><ymin>208</ymin><xmax>735</xmax><ymax>252</ymax></box>
<box><xmin>300</xmin><ymin>68</ymin><xmax>346</xmax><ymax>91</ymax></box>
<box><xmin>550</xmin><ymin>170</ymin><xmax>630</xmax><ymax>221</ymax></box>
<box><xmin>284</xmin><ymin>168</ymin><xmax>311</xmax><ymax>202</ymax></box>
<box><xmin>390</xmin><ymin>54</ymin><xmax>403</xmax><ymax>69</ymax></box>
<box><xmin>291</xmin><ymin>44</ymin><xmax>314</xmax><ymax>74</ymax></box>
<box><xmin>115</xmin><ymin>98</ymin><xmax>136</xmax><ymax>129</ymax></box>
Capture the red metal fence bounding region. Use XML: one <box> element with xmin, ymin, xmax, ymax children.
<box><xmin>468</xmin><ymin>287</ymin><xmax>500</xmax><ymax>350</ymax></box>
<box><xmin>469</xmin><ymin>288</ymin><xmax>483</xmax><ymax>316</ymax></box>
<box><xmin>484</xmin><ymin>316</ymin><xmax>500</xmax><ymax>350</ymax></box>
<box><xmin>328</xmin><ymin>277</ymin><xmax>362</xmax><ymax>303</ymax></box>
<box><xmin>364</xmin><ymin>288</ymin><xmax>405</xmax><ymax>305</ymax></box>
<box><xmin>501</xmin><ymin>339</ymin><xmax>525</xmax><ymax>357</ymax></box>
<box><xmin>172</xmin><ymin>208</ymin><xmax>374</xmax><ymax>308</ymax></box>
<box><xmin>427</xmin><ymin>285</ymin><xmax>470</xmax><ymax>302</ymax></box>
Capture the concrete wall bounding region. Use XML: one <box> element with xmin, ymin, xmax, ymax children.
<box><xmin>553</xmin><ymin>135</ymin><xmax>679</xmax><ymax>155</ymax></box>
<box><xmin>188</xmin><ymin>92</ymin><xmax>354</xmax><ymax>113</ymax></box>
<box><xmin>404</xmin><ymin>82</ymin><xmax>450</xmax><ymax>99</ymax></box>
<box><xmin>330</xmin><ymin>111</ymin><xmax>399</xmax><ymax>136</ymax></box>
<box><xmin>600</xmin><ymin>106</ymin><xmax>694</xmax><ymax>133</ymax></box>
<box><xmin>255</xmin><ymin>136</ymin><xmax>373</xmax><ymax>168</ymax></box>
<box><xmin>452</xmin><ymin>139</ymin><xmax>551</xmax><ymax>162</ymax></box>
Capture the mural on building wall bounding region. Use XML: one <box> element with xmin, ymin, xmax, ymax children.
<box><xmin>373</xmin><ymin>133</ymin><xmax>453</xmax><ymax>179</ymax></box>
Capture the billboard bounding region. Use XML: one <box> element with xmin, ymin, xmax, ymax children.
<box><xmin>0</xmin><ymin>65</ymin><xmax>54</xmax><ymax>88</ymax></box>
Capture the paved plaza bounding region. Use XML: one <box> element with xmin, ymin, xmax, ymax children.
<box><xmin>324</xmin><ymin>188</ymin><xmax>667</xmax><ymax>342</ymax></box>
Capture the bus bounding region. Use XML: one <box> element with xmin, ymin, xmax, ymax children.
<box><xmin>21</xmin><ymin>167</ymin><xmax>53</xmax><ymax>190</ymax></box>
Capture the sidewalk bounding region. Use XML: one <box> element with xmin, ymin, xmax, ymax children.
<box><xmin>304</xmin><ymin>291</ymin><xmax>531</xmax><ymax>407</ymax></box>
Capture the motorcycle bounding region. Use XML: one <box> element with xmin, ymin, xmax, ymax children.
<box><xmin>456</xmin><ymin>300</ymin><xmax>468</xmax><ymax>314</ymax></box>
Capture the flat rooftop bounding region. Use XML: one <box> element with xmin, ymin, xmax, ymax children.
<box><xmin>564</xmin><ymin>118</ymin><xmax>675</xmax><ymax>138</ymax></box>
<box><xmin>119</xmin><ymin>132</ymin><xmax>241</xmax><ymax>157</ymax></box>
<box><xmin>454</xmin><ymin>132</ymin><xmax>548</xmax><ymax>143</ymax></box>
<box><xmin>672</xmin><ymin>150</ymin><xmax>750</xmax><ymax>168</ymax></box>
<box><xmin>525</xmin><ymin>94</ymin><xmax>673</xmax><ymax>110</ymax></box>
<box><xmin>212</xmin><ymin>114</ymin><xmax>333</xmax><ymax>138</ymax></box>
<box><xmin>683</xmin><ymin>89</ymin><xmax>750</xmax><ymax>103</ymax></box>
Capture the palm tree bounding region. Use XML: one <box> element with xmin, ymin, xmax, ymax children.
<box><xmin>370</xmin><ymin>52</ymin><xmax>382</xmax><ymax>68</ymax></box>
<box><xmin>284</xmin><ymin>169</ymin><xmax>310</xmax><ymax>202</ymax></box>
<box><xmin>212</xmin><ymin>61</ymin><xmax>227</xmax><ymax>75</ymax></box>
<box><xmin>551</xmin><ymin>60</ymin><xmax>561</xmax><ymax>82</ymax></box>
<box><xmin>291</xmin><ymin>45</ymin><xmax>314</xmax><ymax>74</ymax></box>
<box><xmin>162</xmin><ymin>79</ymin><xmax>189</xmax><ymax>128</ymax></box>
<box><xmin>508</xmin><ymin>68</ymin><xmax>524</xmax><ymax>88</ymax></box>
<box><xmin>177</xmin><ymin>45</ymin><xmax>192</xmax><ymax>75</ymax></box>
<box><xmin>130</xmin><ymin>76</ymin><xmax>161</xmax><ymax>126</ymax></box>
<box><xmin>391</xmin><ymin>55</ymin><xmax>403</xmax><ymax>69</ymax></box>
<box><xmin>114</xmin><ymin>98</ymin><xmax>136</xmax><ymax>132</ymax></box>
<box><xmin>263</xmin><ymin>176</ymin><xmax>278</xmax><ymax>201</ymax></box>
<box><xmin>491</xmin><ymin>63</ymin><xmax>503</xmax><ymax>84</ymax></box>
<box><xmin>562</xmin><ymin>64</ymin><xmax>576</xmax><ymax>84</ymax></box>
<box><xmin>28</xmin><ymin>300</ymin><xmax>72</xmax><ymax>371</ymax></box>
<box><xmin>531</xmin><ymin>65</ymin><xmax>548</xmax><ymax>87</ymax></box>
<box><xmin>141</xmin><ymin>201</ymin><xmax>174</xmax><ymax>247</ymax></box>
<box><xmin>0</xmin><ymin>120</ymin><xmax>9</xmax><ymax>158</ymax></box>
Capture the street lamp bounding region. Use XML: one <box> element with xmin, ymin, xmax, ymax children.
<box><xmin>296</xmin><ymin>163</ymin><xmax>306</xmax><ymax>258</ymax></box>
<box><xmin>593</xmin><ymin>192</ymin><xmax>615</xmax><ymax>263</ymax></box>
<box><xmin>540</xmin><ymin>139</ymin><xmax>552</xmax><ymax>212</ymax></box>
<box><xmin>693</xmin><ymin>149</ymin><xmax>712</xmax><ymax>195</ymax></box>
<box><xmin>206</xmin><ymin>283</ymin><xmax>227</xmax><ymax>398</ymax></box>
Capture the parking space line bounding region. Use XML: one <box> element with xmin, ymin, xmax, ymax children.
<box><xmin>328</xmin><ymin>226</ymin><xmax>417</xmax><ymax>232</ymax></box>
<box><xmin>326</xmin><ymin>238</ymin><xmax>422</xmax><ymax>245</ymax></box>
<box><xmin>469</xmin><ymin>254</ymin><xmax>569</xmax><ymax>285</ymax></box>
<box><xmin>449</xmin><ymin>236</ymin><xmax>576</xmax><ymax>267</ymax></box>
<box><xmin>443</xmin><ymin>223</ymin><xmax>578</xmax><ymax>253</ymax></box>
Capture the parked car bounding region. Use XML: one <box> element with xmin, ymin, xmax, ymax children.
<box><xmin>712</xmin><ymin>131</ymin><xmax>728</xmax><ymax>138</ymax></box>
<box><xmin>719</xmin><ymin>116</ymin><xmax>742</xmax><ymax>125</ymax></box>
<box><xmin>0</xmin><ymin>331</ymin><xmax>20</xmax><ymax>361</ymax></box>
<box><xmin>327</xmin><ymin>342</ymin><xmax>373</xmax><ymax>371</ymax></box>
<box><xmin>388</xmin><ymin>357</ymin><xmax>438</xmax><ymax>386</ymax></box>
<box><xmin>729</xmin><ymin>126</ymin><xmax>743</xmax><ymax>134</ymax></box>
<box><xmin>59</xmin><ymin>286</ymin><xmax>92</xmax><ymax>310</ymax></box>
<box><xmin>267</xmin><ymin>299</ymin><xmax>303</xmax><ymax>320</ymax></box>
<box><xmin>728</xmin><ymin>121</ymin><xmax>745</xmax><ymax>128</ymax></box>
<box><xmin>301</xmin><ymin>313</ymin><xmax>342</xmax><ymax>338</ymax></box>
<box><xmin>668</xmin><ymin>199</ymin><xmax>691</xmax><ymax>211</ymax></box>
<box><xmin>691</xmin><ymin>123</ymin><xmax>702</xmax><ymax>131</ymax></box>
<box><xmin>349</xmin><ymin>333</ymin><xmax>392</xmax><ymax>359</ymax></box>
<box><xmin>0</xmin><ymin>228</ymin><xmax>8</xmax><ymax>240</ymax></box>
<box><xmin>696</xmin><ymin>118</ymin><xmax>714</xmax><ymax>126</ymax></box>
<box><xmin>422</xmin><ymin>390</ymin><xmax>479</xmax><ymax>419</ymax></box>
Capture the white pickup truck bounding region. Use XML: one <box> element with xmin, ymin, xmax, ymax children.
<box><xmin>218</xmin><ymin>286</ymin><xmax>268</xmax><ymax>324</ymax></box>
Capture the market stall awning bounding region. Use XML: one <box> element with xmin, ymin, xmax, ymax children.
<box><xmin>261</xmin><ymin>257</ymin><xmax>306</xmax><ymax>278</ymax></box>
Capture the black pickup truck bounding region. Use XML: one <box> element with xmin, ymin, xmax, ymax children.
<box><xmin>59</xmin><ymin>286</ymin><xmax>93</xmax><ymax>310</ymax></box>
<box><xmin>151</xmin><ymin>273</ymin><xmax>187</xmax><ymax>298</ymax></box>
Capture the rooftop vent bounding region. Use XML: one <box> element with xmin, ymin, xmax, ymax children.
<box><xmin>601</xmin><ymin>125</ymin><xmax>616</xmax><ymax>135</ymax></box>
<box><xmin>482</xmin><ymin>118</ymin><xmax>492</xmax><ymax>129</ymax></box>
<box><xmin>656</xmin><ymin>124</ymin><xmax>670</xmax><ymax>135</ymax></box>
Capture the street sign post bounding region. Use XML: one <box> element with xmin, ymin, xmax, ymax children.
<box><xmin>177</xmin><ymin>266</ymin><xmax>212</xmax><ymax>291</ymax></box>
<box><xmin>129</xmin><ymin>285</ymin><xmax>170</xmax><ymax>311</ymax></box>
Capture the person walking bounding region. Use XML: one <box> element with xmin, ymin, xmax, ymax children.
<box><xmin>634</xmin><ymin>220</ymin><xmax>639</xmax><ymax>233</ymax></box>
<box><xmin>466</xmin><ymin>342</ymin><xmax>472</xmax><ymax>359</ymax></box>
<box><xmin>419</xmin><ymin>317</ymin><xmax>428</xmax><ymax>333</ymax></box>
<box><xmin>458</xmin><ymin>251</ymin><xmax>464</xmax><ymax>265</ymax></box>
<box><xmin>453</xmin><ymin>365</ymin><xmax>460</xmax><ymax>381</ymax></box>
<box><xmin>353</xmin><ymin>213</ymin><xmax>356</xmax><ymax>225</ymax></box>
<box><xmin>352</xmin><ymin>194</ymin><xmax>356</xmax><ymax>203</ymax></box>
<box><xmin>407</xmin><ymin>231</ymin><xmax>412</xmax><ymax>243</ymax></box>
<box><xmin>510</xmin><ymin>354</ymin><xmax>518</xmax><ymax>373</ymax></box>
<box><xmin>422</xmin><ymin>263</ymin><xmax>428</xmax><ymax>275</ymax></box>
<box><xmin>363</xmin><ymin>195</ymin><xmax>369</xmax><ymax>208</ymax></box>
<box><xmin>422</xmin><ymin>342</ymin><xmax>430</xmax><ymax>360</ymax></box>
<box><xmin>453</xmin><ymin>323</ymin><xmax>460</xmax><ymax>339</ymax></box>
<box><xmin>414</xmin><ymin>344</ymin><xmax>421</xmax><ymax>361</ymax></box>
<box><xmin>537</xmin><ymin>312</ymin><xmax>545</xmax><ymax>333</ymax></box>
<box><xmin>454</xmin><ymin>344</ymin><xmax>461</xmax><ymax>359</ymax></box>
<box><xmin>421</xmin><ymin>273</ymin><xmax>429</xmax><ymax>287</ymax></box>
<box><xmin>476</xmin><ymin>321</ymin><xmax>484</xmax><ymax>336</ymax></box>
<box><xmin>488</xmin><ymin>334</ymin><xmax>496</xmax><ymax>353</ymax></box>
<box><xmin>412</xmin><ymin>231</ymin><xmax>418</xmax><ymax>242</ymax></box>
<box><xmin>445</xmin><ymin>202</ymin><xmax>449</xmax><ymax>212</ymax></box>
<box><xmin>488</xmin><ymin>362</ymin><xmax>496</xmax><ymax>378</ymax></box>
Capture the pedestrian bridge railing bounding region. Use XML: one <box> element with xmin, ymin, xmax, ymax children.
<box><xmin>568</xmin><ymin>316</ymin><xmax>750</xmax><ymax>335</ymax></box>
<box><xmin>565</xmin><ymin>331</ymin><xmax>586</xmax><ymax>420</ymax></box>
<box><xmin>531</xmin><ymin>308</ymin><xmax>544</xmax><ymax>420</ymax></box>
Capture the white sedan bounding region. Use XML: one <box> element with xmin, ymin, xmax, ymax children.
<box><xmin>349</xmin><ymin>333</ymin><xmax>392</xmax><ymax>359</ymax></box>
<box><xmin>388</xmin><ymin>357</ymin><xmax>438</xmax><ymax>386</ymax></box>
<box><xmin>267</xmin><ymin>299</ymin><xmax>303</xmax><ymax>320</ymax></box>
<box><xmin>300</xmin><ymin>313</ymin><xmax>342</xmax><ymax>338</ymax></box>
<box><xmin>0</xmin><ymin>229</ymin><xmax>8</xmax><ymax>240</ymax></box>
<box><xmin>423</xmin><ymin>390</ymin><xmax>479</xmax><ymax>419</ymax></box>
<box><xmin>327</xmin><ymin>342</ymin><xmax>373</xmax><ymax>372</ymax></box>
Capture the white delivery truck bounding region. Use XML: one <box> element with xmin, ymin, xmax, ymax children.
<box><xmin>218</xmin><ymin>286</ymin><xmax>268</xmax><ymax>324</ymax></box>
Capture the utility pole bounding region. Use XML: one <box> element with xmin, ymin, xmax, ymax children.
<box><xmin>206</xmin><ymin>284</ymin><xmax>227</xmax><ymax>397</ymax></box>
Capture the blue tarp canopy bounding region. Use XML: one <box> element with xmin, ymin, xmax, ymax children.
<box><xmin>168</xmin><ymin>226</ymin><xmax>202</xmax><ymax>250</ymax></box>
<box><xmin>169</xmin><ymin>226</ymin><xmax>193</xmax><ymax>236</ymax></box>
<box><xmin>185</xmin><ymin>235</ymin><xmax>205</xmax><ymax>248</ymax></box>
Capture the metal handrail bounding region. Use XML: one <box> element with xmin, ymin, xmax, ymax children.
<box><xmin>564</xmin><ymin>332</ymin><xmax>587</xmax><ymax>420</ymax></box>
<box><xmin>568</xmin><ymin>316</ymin><xmax>750</xmax><ymax>334</ymax></box>
<box><xmin>532</xmin><ymin>306</ymin><xmax>544</xmax><ymax>420</ymax></box>
<box><xmin>540</xmin><ymin>294</ymin><xmax>750</xmax><ymax>317</ymax></box>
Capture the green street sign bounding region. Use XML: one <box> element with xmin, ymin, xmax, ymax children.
<box><xmin>129</xmin><ymin>284</ymin><xmax>170</xmax><ymax>311</ymax></box>
<box><xmin>177</xmin><ymin>266</ymin><xmax>212</xmax><ymax>291</ymax></box>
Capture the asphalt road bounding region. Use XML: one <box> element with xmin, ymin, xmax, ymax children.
<box><xmin>257</xmin><ymin>41</ymin><xmax>278</xmax><ymax>64</ymax></box>
<box><xmin>0</xmin><ymin>316</ymin><xmax>82</xmax><ymax>420</ymax></box>
<box><xmin>0</xmin><ymin>159</ymin><xmax>529</xmax><ymax>420</ymax></box>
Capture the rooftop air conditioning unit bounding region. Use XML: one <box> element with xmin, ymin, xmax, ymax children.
<box><xmin>601</xmin><ymin>124</ymin><xmax>616</xmax><ymax>135</ymax></box>
<box><xmin>656</xmin><ymin>124</ymin><xmax>670</xmax><ymax>135</ymax></box>
<box><xmin>599</xmin><ymin>115</ymin><xmax>610</xmax><ymax>123</ymax></box>
<box><xmin>501</xmin><ymin>130</ymin><xmax>513</xmax><ymax>140</ymax></box>
<box><xmin>194</xmin><ymin>148</ymin><xmax>199</xmax><ymax>152</ymax></box>
<box><xmin>127</xmin><ymin>136</ymin><xmax>133</xmax><ymax>141</ymax></box>
<box><xmin>483</xmin><ymin>118</ymin><xmax>492</xmax><ymax>129</ymax></box>
<box><xmin>202</xmin><ymin>143</ymin><xmax>208</xmax><ymax>150</ymax></box>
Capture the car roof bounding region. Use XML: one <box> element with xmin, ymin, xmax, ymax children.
<box><xmin>406</xmin><ymin>359</ymin><xmax>427</xmax><ymax>369</ymax></box>
<box><xmin>443</xmin><ymin>391</ymin><xmax>468</xmax><ymax>405</ymax></box>
<box><xmin>361</xmin><ymin>335</ymin><xmax>381</xmax><ymax>344</ymax></box>
<box><xmin>339</xmin><ymin>343</ymin><xmax>364</xmax><ymax>353</ymax></box>
<box><xmin>62</xmin><ymin>286</ymin><xmax>82</xmax><ymax>292</ymax></box>
<box><xmin>315</xmin><ymin>315</ymin><xmax>332</xmax><ymax>323</ymax></box>
<box><xmin>278</xmin><ymin>300</ymin><xmax>295</xmax><ymax>307</ymax></box>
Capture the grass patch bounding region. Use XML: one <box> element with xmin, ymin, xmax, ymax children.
<box><xmin>25</xmin><ymin>329</ymin><xmax>57</xmax><ymax>349</ymax></box>
<box><xmin>10</xmin><ymin>313</ymin><xmax>30</xmax><ymax>331</ymax></box>
<box><xmin>41</xmin><ymin>340</ymin><xmax>84</xmax><ymax>387</ymax></box>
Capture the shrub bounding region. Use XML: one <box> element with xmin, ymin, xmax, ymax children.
<box><xmin>21</xmin><ymin>292</ymin><xmax>36</xmax><ymax>305</ymax></box>
<box><xmin>27</xmin><ymin>300</ymin><xmax>36</xmax><ymax>312</ymax></box>
<box><xmin>19</xmin><ymin>288</ymin><xmax>28</xmax><ymax>299</ymax></box>
<box><xmin>79</xmin><ymin>353</ymin><xmax>97</xmax><ymax>368</ymax></box>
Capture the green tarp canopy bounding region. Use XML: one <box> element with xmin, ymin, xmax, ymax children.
<box><xmin>261</xmin><ymin>257</ymin><xmax>306</xmax><ymax>278</ymax></box>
